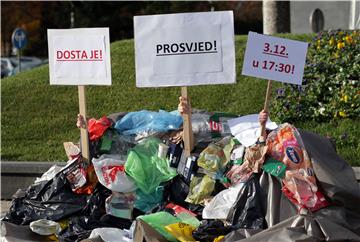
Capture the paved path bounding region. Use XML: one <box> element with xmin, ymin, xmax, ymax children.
<box><xmin>1</xmin><ymin>200</ymin><xmax>12</xmax><ymax>218</ymax></box>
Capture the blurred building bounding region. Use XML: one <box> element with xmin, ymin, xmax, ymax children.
<box><xmin>291</xmin><ymin>0</ymin><xmax>360</xmax><ymax>33</ymax></box>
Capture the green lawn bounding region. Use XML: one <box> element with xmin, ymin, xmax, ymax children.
<box><xmin>2</xmin><ymin>34</ymin><xmax>359</xmax><ymax>165</ymax></box>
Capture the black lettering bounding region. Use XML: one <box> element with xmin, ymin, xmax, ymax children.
<box><xmin>205</xmin><ymin>42</ymin><xmax>212</xmax><ymax>51</ymax></box>
<box><xmin>171</xmin><ymin>43</ymin><xmax>179</xmax><ymax>53</ymax></box>
<box><xmin>156</xmin><ymin>45</ymin><xmax>163</xmax><ymax>54</ymax></box>
<box><xmin>179</xmin><ymin>43</ymin><xmax>185</xmax><ymax>52</ymax></box>
<box><xmin>163</xmin><ymin>44</ymin><xmax>170</xmax><ymax>53</ymax></box>
<box><xmin>185</xmin><ymin>42</ymin><xmax>193</xmax><ymax>52</ymax></box>
<box><xmin>194</xmin><ymin>42</ymin><xmax>198</xmax><ymax>52</ymax></box>
<box><xmin>198</xmin><ymin>42</ymin><xmax>204</xmax><ymax>51</ymax></box>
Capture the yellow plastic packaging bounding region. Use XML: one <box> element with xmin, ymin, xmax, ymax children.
<box><xmin>165</xmin><ymin>222</ymin><xmax>197</xmax><ymax>242</ymax></box>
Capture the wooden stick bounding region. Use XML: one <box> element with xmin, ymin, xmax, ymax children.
<box><xmin>259</xmin><ymin>80</ymin><xmax>272</xmax><ymax>142</ymax></box>
<box><xmin>78</xmin><ymin>85</ymin><xmax>90</xmax><ymax>162</ymax></box>
<box><xmin>181</xmin><ymin>86</ymin><xmax>194</xmax><ymax>156</ymax></box>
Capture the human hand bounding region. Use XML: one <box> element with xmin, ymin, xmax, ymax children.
<box><xmin>258</xmin><ymin>110</ymin><xmax>269</xmax><ymax>126</ymax></box>
<box><xmin>76</xmin><ymin>114</ymin><xmax>86</xmax><ymax>129</ymax></box>
<box><xmin>178</xmin><ymin>96</ymin><xmax>191</xmax><ymax>115</ymax></box>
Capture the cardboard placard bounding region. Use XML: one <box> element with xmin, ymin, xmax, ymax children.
<box><xmin>134</xmin><ymin>11</ymin><xmax>235</xmax><ymax>87</ymax></box>
<box><xmin>242</xmin><ymin>32</ymin><xmax>308</xmax><ymax>85</ymax></box>
<box><xmin>47</xmin><ymin>28</ymin><xmax>111</xmax><ymax>85</ymax></box>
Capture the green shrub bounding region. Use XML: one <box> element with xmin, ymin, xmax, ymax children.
<box><xmin>272</xmin><ymin>30</ymin><xmax>360</xmax><ymax>123</ymax></box>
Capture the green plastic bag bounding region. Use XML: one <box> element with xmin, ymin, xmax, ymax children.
<box><xmin>185</xmin><ymin>175</ymin><xmax>215</xmax><ymax>204</ymax></box>
<box><xmin>138</xmin><ymin>212</ymin><xmax>181</xmax><ymax>242</ymax></box>
<box><xmin>125</xmin><ymin>138</ymin><xmax>177</xmax><ymax>194</ymax></box>
<box><xmin>135</xmin><ymin>185</ymin><xmax>164</xmax><ymax>213</ymax></box>
<box><xmin>263</xmin><ymin>158</ymin><xmax>287</xmax><ymax>178</ymax></box>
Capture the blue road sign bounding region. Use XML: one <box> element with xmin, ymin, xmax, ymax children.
<box><xmin>12</xmin><ymin>28</ymin><xmax>28</xmax><ymax>49</ymax></box>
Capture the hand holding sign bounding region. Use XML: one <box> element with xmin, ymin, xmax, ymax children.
<box><xmin>242</xmin><ymin>32</ymin><xmax>308</xmax><ymax>141</ymax></box>
<box><xmin>48</xmin><ymin>28</ymin><xmax>111</xmax><ymax>161</ymax></box>
<box><xmin>134</xmin><ymin>11</ymin><xmax>235</xmax><ymax>156</ymax></box>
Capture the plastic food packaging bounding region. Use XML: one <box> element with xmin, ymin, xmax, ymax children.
<box><xmin>165</xmin><ymin>222</ymin><xmax>197</xmax><ymax>242</ymax></box>
<box><xmin>125</xmin><ymin>137</ymin><xmax>177</xmax><ymax>194</ymax></box>
<box><xmin>191</xmin><ymin>111</ymin><xmax>212</xmax><ymax>143</ymax></box>
<box><xmin>185</xmin><ymin>175</ymin><xmax>215</xmax><ymax>205</ymax></box>
<box><xmin>92</xmin><ymin>154</ymin><xmax>136</xmax><ymax>193</ymax></box>
<box><xmin>177</xmin><ymin>155</ymin><xmax>198</xmax><ymax>183</ymax></box>
<box><xmin>262</xmin><ymin>158</ymin><xmax>287</xmax><ymax>178</ymax></box>
<box><xmin>266</xmin><ymin>123</ymin><xmax>329</xmax><ymax>211</ymax></box>
<box><xmin>167</xmin><ymin>141</ymin><xmax>184</xmax><ymax>168</ymax></box>
<box><xmin>88</xmin><ymin>116</ymin><xmax>113</xmax><ymax>141</ymax></box>
<box><xmin>197</xmin><ymin>144</ymin><xmax>226</xmax><ymax>172</ymax></box>
<box><xmin>165</xmin><ymin>203</ymin><xmax>197</xmax><ymax>217</ymax></box>
<box><xmin>29</xmin><ymin>219</ymin><xmax>61</xmax><ymax>235</ymax></box>
<box><xmin>62</xmin><ymin>157</ymin><xmax>88</xmax><ymax>192</ymax></box>
<box><xmin>209</xmin><ymin>112</ymin><xmax>238</xmax><ymax>138</ymax></box>
<box><xmin>105</xmin><ymin>192</ymin><xmax>136</xmax><ymax>220</ymax></box>
<box><xmin>202</xmin><ymin>183</ymin><xmax>244</xmax><ymax>220</ymax></box>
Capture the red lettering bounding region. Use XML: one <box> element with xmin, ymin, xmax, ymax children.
<box><xmin>56</xmin><ymin>51</ymin><xmax>63</xmax><ymax>59</ymax></box>
<box><xmin>64</xmin><ymin>51</ymin><xmax>70</xmax><ymax>59</ymax></box>
<box><xmin>81</xmin><ymin>51</ymin><xmax>88</xmax><ymax>59</ymax></box>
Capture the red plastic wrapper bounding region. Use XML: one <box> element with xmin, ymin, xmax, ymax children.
<box><xmin>266</xmin><ymin>123</ymin><xmax>329</xmax><ymax>211</ymax></box>
<box><xmin>165</xmin><ymin>202</ymin><xmax>197</xmax><ymax>217</ymax></box>
<box><xmin>88</xmin><ymin>116</ymin><xmax>112</xmax><ymax>141</ymax></box>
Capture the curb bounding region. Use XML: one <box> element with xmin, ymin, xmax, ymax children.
<box><xmin>1</xmin><ymin>161</ymin><xmax>360</xmax><ymax>200</ymax></box>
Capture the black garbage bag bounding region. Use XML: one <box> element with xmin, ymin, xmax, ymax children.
<box><xmin>166</xmin><ymin>175</ymin><xmax>204</xmax><ymax>218</ymax></box>
<box><xmin>3</xmin><ymin>172</ymin><xmax>88</xmax><ymax>225</ymax></box>
<box><xmin>226</xmin><ymin>174</ymin><xmax>267</xmax><ymax>230</ymax></box>
<box><xmin>192</xmin><ymin>220</ymin><xmax>235</xmax><ymax>242</ymax></box>
<box><xmin>57</xmin><ymin>184</ymin><xmax>113</xmax><ymax>242</ymax></box>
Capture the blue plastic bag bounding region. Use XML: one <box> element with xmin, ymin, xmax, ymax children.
<box><xmin>114</xmin><ymin>110</ymin><xmax>183</xmax><ymax>136</ymax></box>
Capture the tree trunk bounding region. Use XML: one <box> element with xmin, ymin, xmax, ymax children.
<box><xmin>263</xmin><ymin>0</ymin><xmax>290</xmax><ymax>34</ymax></box>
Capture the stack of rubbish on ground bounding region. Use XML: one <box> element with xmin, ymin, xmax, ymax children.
<box><xmin>2</xmin><ymin>109</ymin><xmax>360</xmax><ymax>242</ymax></box>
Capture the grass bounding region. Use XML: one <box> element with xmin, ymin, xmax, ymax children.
<box><xmin>1</xmin><ymin>34</ymin><xmax>359</xmax><ymax>166</ymax></box>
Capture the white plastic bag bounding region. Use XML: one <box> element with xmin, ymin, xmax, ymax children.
<box><xmin>202</xmin><ymin>183</ymin><xmax>244</xmax><ymax>220</ymax></box>
<box><xmin>29</xmin><ymin>219</ymin><xmax>61</xmax><ymax>235</ymax></box>
<box><xmin>87</xmin><ymin>227</ymin><xmax>132</xmax><ymax>242</ymax></box>
<box><xmin>92</xmin><ymin>154</ymin><xmax>137</xmax><ymax>193</ymax></box>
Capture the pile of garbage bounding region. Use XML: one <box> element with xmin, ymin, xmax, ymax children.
<box><xmin>2</xmin><ymin>109</ymin><xmax>360</xmax><ymax>242</ymax></box>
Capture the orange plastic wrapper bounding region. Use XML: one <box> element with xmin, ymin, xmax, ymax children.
<box><xmin>266</xmin><ymin>123</ymin><xmax>329</xmax><ymax>211</ymax></box>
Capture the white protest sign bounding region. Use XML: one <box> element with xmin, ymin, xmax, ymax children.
<box><xmin>242</xmin><ymin>32</ymin><xmax>308</xmax><ymax>85</ymax></box>
<box><xmin>48</xmin><ymin>28</ymin><xmax>111</xmax><ymax>85</ymax></box>
<box><xmin>134</xmin><ymin>11</ymin><xmax>235</xmax><ymax>87</ymax></box>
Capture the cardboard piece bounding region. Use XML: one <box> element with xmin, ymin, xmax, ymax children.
<box><xmin>134</xmin><ymin>219</ymin><xmax>168</xmax><ymax>242</ymax></box>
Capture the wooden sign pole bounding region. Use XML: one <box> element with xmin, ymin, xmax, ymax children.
<box><xmin>78</xmin><ymin>85</ymin><xmax>90</xmax><ymax>162</ymax></box>
<box><xmin>181</xmin><ymin>86</ymin><xmax>194</xmax><ymax>156</ymax></box>
<box><xmin>259</xmin><ymin>80</ymin><xmax>272</xmax><ymax>142</ymax></box>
